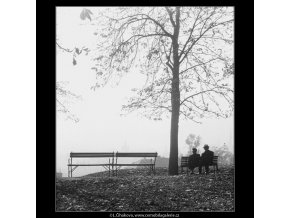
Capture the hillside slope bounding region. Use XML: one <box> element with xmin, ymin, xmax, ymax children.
<box><xmin>56</xmin><ymin>166</ymin><xmax>234</xmax><ymax>211</ymax></box>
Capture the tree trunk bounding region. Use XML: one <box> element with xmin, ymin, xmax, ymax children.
<box><xmin>168</xmin><ymin>88</ymin><xmax>180</xmax><ymax>175</ymax></box>
<box><xmin>168</xmin><ymin>7</ymin><xmax>180</xmax><ymax>175</ymax></box>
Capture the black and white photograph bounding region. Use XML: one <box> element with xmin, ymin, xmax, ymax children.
<box><xmin>56</xmin><ymin>6</ymin><xmax>234</xmax><ymax>212</ymax></box>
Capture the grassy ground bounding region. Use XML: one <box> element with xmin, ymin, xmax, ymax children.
<box><xmin>56</xmin><ymin>166</ymin><xmax>234</xmax><ymax>212</ymax></box>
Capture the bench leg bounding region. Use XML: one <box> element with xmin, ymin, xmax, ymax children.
<box><xmin>149</xmin><ymin>165</ymin><xmax>155</xmax><ymax>175</ymax></box>
<box><xmin>70</xmin><ymin>158</ymin><xmax>73</xmax><ymax>178</ymax></box>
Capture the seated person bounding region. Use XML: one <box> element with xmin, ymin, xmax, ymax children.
<box><xmin>200</xmin><ymin>144</ymin><xmax>214</xmax><ymax>175</ymax></box>
<box><xmin>188</xmin><ymin>148</ymin><xmax>202</xmax><ymax>174</ymax></box>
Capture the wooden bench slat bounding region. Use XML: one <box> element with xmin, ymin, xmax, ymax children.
<box><xmin>70</xmin><ymin>152</ymin><xmax>114</xmax><ymax>158</ymax></box>
<box><xmin>113</xmin><ymin>164</ymin><xmax>154</xmax><ymax>166</ymax></box>
<box><xmin>116</xmin><ymin>152</ymin><xmax>157</xmax><ymax>157</ymax></box>
<box><xmin>68</xmin><ymin>164</ymin><xmax>112</xmax><ymax>166</ymax></box>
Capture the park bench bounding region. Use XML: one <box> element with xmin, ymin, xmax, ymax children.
<box><xmin>180</xmin><ymin>155</ymin><xmax>219</xmax><ymax>174</ymax></box>
<box><xmin>211</xmin><ymin>156</ymin><xmax>219</xmax><ymax>173</ymax></box>
<box><xmin>113</xmin><ymin>152</ymin><xmax>158</xmax><ymax>176</ymax></box>
<box><xmin>67</xmin><ymin>152</ymin><xmax>115</xmax><ymax>177</ymax></box>
<box><xmin>180</xmin><ymin>156</ymin><xmax>190</xmax><ymax>174</ymax></box>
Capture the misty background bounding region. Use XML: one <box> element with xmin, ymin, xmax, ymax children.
<box><xmin>56</xmin><ymin>7</ymin><xmax>234</xmax><ymax>177</ymax></box>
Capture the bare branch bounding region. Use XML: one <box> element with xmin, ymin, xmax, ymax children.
<box><xmin>165</xmin><ymin>7</ymin><xmax>176</xmax><ymax>27</ymax></box>
<box><xmin>56</xmin><ymin>42</ymin><xmax>73</xmax><ymax>53</ymax></box>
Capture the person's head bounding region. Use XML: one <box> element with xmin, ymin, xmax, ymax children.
<box><xmin>192</xmin><ymin>148</ymin><xmax>197</xmax><ymax>154</ymax></box>
<box><xmin>203</xmin><ymin>144</ymin><xmax>209</xmax><ymax>150</ymax></box>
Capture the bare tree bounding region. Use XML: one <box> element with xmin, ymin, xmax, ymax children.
<box><xmin>56</xmin><ymin>81</ymin><xmax>81</xmax><ymax>122</ymax></box>
<box><xmin>185</xmin><ymin>134</ymin><xmax>195</xmax><ymax>155</ymax></box>
<box><xmin>185</xmin><ymin>134</ymin><xmax>202</xmax><ymax>155</ymax></box>
<box><xmin>56</xmin><ymin>39</ymin><xmax>87</xmax><ymax>122</ymax></box>
<box><xmin>73</xmin><ymin>7</ymin><xmax>234</xmax><ymax>175</ymax></box>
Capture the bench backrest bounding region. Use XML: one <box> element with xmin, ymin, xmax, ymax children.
<box><xmin>211</xmin><ymin>156</ymin><xmax>218</xmax><ymax>165</ymax></box>
<box><xmin>180</xmin><ymin>155</ymin><xmax>218</xmax><ymax>166</ymax></box>
<box><xmin>70</xmin><ymin>152</ymin><xmax>114</xmax><ymax>158</ymax></box>
<box><xmin>115</xmin><ymin>152</ymin><xmax>158</xmax><ymax>158</ymax></box>
<box><xmin>181</xmin><ymin>156</ymin><xmax>189</xmax><ymax>167</ymax></box>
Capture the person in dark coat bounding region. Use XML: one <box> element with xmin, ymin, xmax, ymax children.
<box><xmin>188</xmin><ymin>148</ymin><xmax>202</xmax><ymax>174</ymax></box>
<box><xmin>201</xmin><ymin>144</ymin><xmax>214</xmax><ymax>175</ymax></box>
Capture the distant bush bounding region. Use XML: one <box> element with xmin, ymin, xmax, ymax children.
<box><xmin>136</xmin><ymin>156</ymin><xmax>182</xmax><ymax>168</ymax></box>
<box><xmin>211</xmin><ymin>143</ymin><xmax>234</xmax><ymax>166</ymax></box>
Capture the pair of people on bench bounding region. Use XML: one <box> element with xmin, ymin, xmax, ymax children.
<box><xmin>188</xmin><ymin>144</ymin><xmax>214</xmax><ymax>175</ymax></box>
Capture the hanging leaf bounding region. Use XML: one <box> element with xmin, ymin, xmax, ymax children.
<box><xmin>80</xmin><ymin>9</ymin><xmax>85</xmax><ymax>20</ymax></box>
<box><xmin>73</xmin><ymin>58</ymin><xmax>77</xmax><ymax>66</ymax></box>
<box><xmin>80</xmin><ymin>8</ymin><xmax>93</xmax><ymax>21</ymax></box>
<box><xmin>87</xmin><ymin>9</ymin><xmax>93</xmax><ymax>15</ymax></box>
